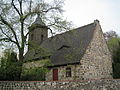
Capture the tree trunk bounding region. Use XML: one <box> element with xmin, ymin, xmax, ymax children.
<box><xmin>17</xmin><ymin>50</ymin><xmax>24</xmax><ymax>80</ymax></box>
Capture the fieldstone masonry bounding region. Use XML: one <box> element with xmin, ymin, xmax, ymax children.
<box><xmin>0</xmin><ymin>79</ymin><xmax>120</xmax><ymax>90</ymax></box>
<box><xmin>80</xmin><ymin>21</ymin><xmax>112</xmax><ymax>79</ymax></box>
<box><xmin>29</xmin><ymin>28</ymin><xmax>48</xmax><ymax>45</ymax></box>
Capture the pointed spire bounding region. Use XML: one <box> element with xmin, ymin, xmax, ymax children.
<box><xmin>33</xmin><ymin>14</ymin><xmax>45</xmax><ymax>26</ymax></box>
<box><xmin>28</xmin><ymin>14</ymin><xmax>47</xmax><ymax>30</ymax></box>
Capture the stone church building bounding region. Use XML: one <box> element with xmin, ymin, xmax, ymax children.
<box><xmin>24</xmin><ymin>16</ymin><xmax>113</xmax><ymax>81</ymax></box>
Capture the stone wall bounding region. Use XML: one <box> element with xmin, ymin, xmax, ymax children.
<box><xmin>79</xmin><ymin>21</ymin><xmax>113</xmax><ymax>79</ymax></box>
<box><xmin>29</xmin><ymin>27</ymin><xmax>48</xmax><ymax>45</ymax></box>
<box><xmin>0</xmin><ymin>79</ymin><xmax>120</xmax><ymax>90</ymax></box>
<box><xmin>46</xmin><ymin>64</ymin><xmax>83</xmax><ymax>81</ymax></box>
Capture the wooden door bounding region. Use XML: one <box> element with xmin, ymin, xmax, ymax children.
<box><xmin>53</xmin><ymin>69</ymin><xmax>58</xmax><ymax>81</ymax></box>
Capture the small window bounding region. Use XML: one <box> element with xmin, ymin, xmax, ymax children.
<box><xmin>66</xmin><ymin>67</ymin><xmax>71</xmax><ymax>77</ymax></box>
<box><xmin>41</xmin><ymin>34</ymin><xmax>44</xmax><ymax>41</ymax></box>
<box><xmin>31</xmin><ymin>33</ymin><xmax>34</xmax><ymax>40</ymax></box>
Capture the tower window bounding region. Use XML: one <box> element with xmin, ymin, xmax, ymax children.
<box><xmin>41</xmin><ymin>34</ymin><xmax>44</xmax><ymax>41</ymax></box>
<box><xmin>66</xmin><ymin>67</ymin><xmax>71</xmax><ymax>77</ymax></box>
<box><xmin>31</xmin><ymin>33</ymin><xmax>34</xmax><ymax>40</ymax></box>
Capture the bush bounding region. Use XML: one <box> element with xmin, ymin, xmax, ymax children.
<box><xmin>21</xmin><ymin>67</ymin><xmax>48</xmax><ymax>81</ymax></box>
<box><xmin>112</xmin><ymin>63</ymin><xmax>120</xmax><ymax>78</ymax></box>
<box><xmin>0</xmin><ymin>49</ymin><xmax>21</xmax><ymax>80</ymax></box>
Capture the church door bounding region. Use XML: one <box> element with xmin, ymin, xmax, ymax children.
<box><xmin>53</xmin><ymin>69</ymin><xmax>58</xmax><ymax>81</ymax></box>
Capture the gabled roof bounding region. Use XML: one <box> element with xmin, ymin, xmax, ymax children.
<box><xmin>24</xmin><ymin>21</ymin><xmax>97</xmax><ymax>66</ymax></box>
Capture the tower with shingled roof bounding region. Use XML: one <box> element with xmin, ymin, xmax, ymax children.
<box><xmin>28</xmin><ymin>14</ymin><xmax>48</xmax><ymax>50</ymax></box>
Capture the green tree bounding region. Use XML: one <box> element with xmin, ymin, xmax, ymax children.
<box><xmin>107</xmin><ymin>37</ymin><xmax>120</xmax><ymax>54</ymax></box>
<box><xmin>0</xmin><ymin>49</ymin><xmax>21</xmax><ymax>80</ymax></box>
<box><xmin>107</xmin><ymin>37</ymin><xmax>120</xmax><ymax>78</ymax></box>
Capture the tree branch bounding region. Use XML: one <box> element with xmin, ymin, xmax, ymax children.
<box><xmin>0</xmin><ymin>37</ymin><xmax>18</xmax><ymax>44</ymax></box>
<box><xmin>42</xmin><ymin>7</ymin><xmax>60</xmax><ymax>13</ymax></box>
<box><xmin>23</xmin><ymin>11</ymin><xmax>38</xmax><ymax>21</ymax></box>
<box><xmin>23</xmin><ymin>6</ymin><xmax>61</xmax><ymax>21</ymax></box>
<box><xmin>48</xmin><ymin>27</ymin><xmax>55</xmax><ymax>37</ymax></box>
<box><xmin>0</xmin><ymin>26</ymin><xmax>18</xmax><ymax>45</ymax></box>
<box><xmin>11</xmin><ymin>0</ymin><xmax>21</xmax><ymax>16</ymax></box>
<box><xmin>47</xmin><ymin>22</ymin><xmax>56</xmax><ymax>27</ymax></box>
<box><xmin>25</xmin><ymin>31</ymin><xmax>31</xmax><ymax>39</ymax></box>
<box><xmin>0</xmin><ymin>38</ymin><xmax>9</xmax><ymax>41</ymax></box>
<box><xmin>0</xmin><ymin>15</ymin><xmax>20</xmax><ymax>48</ymax></box>
<box><xmin>18</xmin><ymin>0</ymin><xmax>23</xmax><ymax>15</ymax></box>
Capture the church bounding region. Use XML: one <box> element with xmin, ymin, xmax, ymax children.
<box><xmin>23</xmin><ymin>16</ymin><xmax>113</xmax><ymax>81</ymax></box>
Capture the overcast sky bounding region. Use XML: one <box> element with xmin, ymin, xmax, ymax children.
<box><xmin>63</xmin><ymin>0</ymin><xmax>120</xmax><ymax>35</ymax></box>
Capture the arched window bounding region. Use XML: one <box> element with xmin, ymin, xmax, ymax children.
<box><xmin>41</xmin><ymin>34</ymin><xmax>44</xmax><ymax>41</ymax></box>
<box><xmin>66</xmin><ymin>67</ymin><xmax>71</xmax><ymax>77</ymax></box>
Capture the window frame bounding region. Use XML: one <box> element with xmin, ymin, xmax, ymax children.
<box><xmin>66</xmin><ymin>67</ymin><xmax>72</xmax><ymax>77</ymax></box>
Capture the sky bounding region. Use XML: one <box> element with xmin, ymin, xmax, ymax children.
<box><xmin>63</xmin><ymin>0</ymin><xmax>120</xmax><ymax>35</ymax></box>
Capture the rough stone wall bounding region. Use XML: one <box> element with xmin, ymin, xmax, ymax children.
<box><xmin>29</xmin><ymin>27</ymin><xmax>48</xmax><ymax>45</ymax></box>
<box><xmin>46</xmin><ymin>64</ymin><xmax>83</xmax><ymax>81</ymax></box>
<box><xmin>80</xmin><ymin>21</ymin><xmax>112</xmax><ymax>80</ymax></box>
<box><xmin>46</xmin><ymin>21</ymin><xmax>112</xmax><ymax>81</ymax></box>
<box><xmin>0</xmin><ymin>79</ymin><xmax>120</xmax><ymax>90</ymax></box>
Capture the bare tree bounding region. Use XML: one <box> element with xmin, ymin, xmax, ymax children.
<box><xmin>0</xmin><ymin>0</ymin><xmax>72</xmax><ymax>62</ymax></box>
<box><xmin>104</xmin><ymin>30</ymin><xmax>118</xmax><ymax>40</ymax></box>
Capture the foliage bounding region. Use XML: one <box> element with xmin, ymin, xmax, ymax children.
<box><xmin>112</xmin><ymin>41</ymin><xmax>120</xmax><ymax>63</ymax></box>
<box><xmin>0</xmin><ymin>49</ymin><xmax>51</xmax><ymax>81</ymax></box>
<box><xmin>107</xmin><ymin>37</ymin><xmax>120</xmax><ymax>78</ymax></box>
<box><xmin>107</xmin><ymin>37</ymin><xmax>120</xmax><ymax>53</ymax></box>
<box><xmin>112</xmin><ymin>63</ymin><xmax>120</xmax><ymax>78</ymax></box>
<box><xmin>21</xmin><ymin>59</ymin><xmax>51</xmax><ymax>81</ymax></box>
<box><xmin>0</xmin><ymin>49</ymin><xmax>21</xmax><ymax>80</ymax></box>
<box><xmin>21</xmin><ymin>67</ymin><xmax>48</xmax><ymax>81</ymax></box>
<box><xmin>107</xmin><ymin>37</ymin><xmax>120</xmax><ymax>62</ymax></box>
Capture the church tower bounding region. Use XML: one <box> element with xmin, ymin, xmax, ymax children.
<box><xmin>28</xmin><ymin>15</ymin><xmax>48</xmax><ymax>50</ymax></box>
